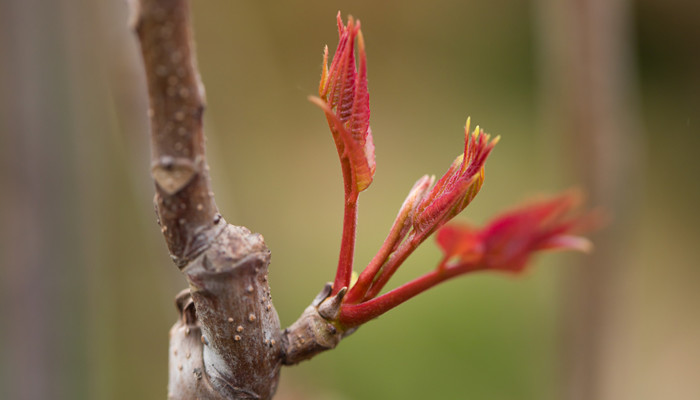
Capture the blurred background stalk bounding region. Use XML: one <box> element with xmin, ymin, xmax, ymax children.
<box><xmin>536</xmin><ymin>0</ymin><xmax>643</xmax><ymax>399</ymax></box>
<box><xmin>1</xmin><ymin>0</ymin><xmax>63</xmax><ymax>397</ymax></box>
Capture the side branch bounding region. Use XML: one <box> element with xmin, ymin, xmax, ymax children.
<box><xmin>133</xmin><ymin>0</ymin><xmax>219</xmax><ymax>267</ymax></box>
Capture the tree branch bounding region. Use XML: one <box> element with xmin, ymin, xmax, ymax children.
<box><xmin>133</xmin><ymin>0</ymin><xmax>218</xmax><ymax>267</ymax></box>
<box><xmin>133</xmin><ymin>1</ymin><xmax>284</xmax><ymax>398</ymax></box>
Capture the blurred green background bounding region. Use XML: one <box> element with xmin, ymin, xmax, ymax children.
<box><xmin>1</xmin><ymin>0</ymin><xmax>698</xmax><ymax>399</ymax></box>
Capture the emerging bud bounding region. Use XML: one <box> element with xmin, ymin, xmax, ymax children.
<box><xmin>310</xmin><ymin>12</ymin><xmax>375</xmax><ymax>194</ymax></box>
<box><xmin>343</xmin><ymin>120</ymin><xmax>497</xmax><ymax>305</ymax></box>
<box><xmin>413</xmin><ymin>118</ymin><xmax>499</xmax><ymax>236</ymax></box>
<box><xmin>391</xmin><ymin>174</ymin><xmax>436</xmax><ymax>247</ymax></box>
<box><xmin>314</xmin><ymin>13</ymin><xmax>377</xmax><ymax>296</ymax></box>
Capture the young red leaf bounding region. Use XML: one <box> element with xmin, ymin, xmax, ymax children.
<box><xmin>413</xmin><ymin>119</ymin><xmax>499</xmax><ymax>237</ymax></box>
<box><xmin>311</xmin><ymin>12</ymin><xmax>375</xmax><ymax>194</ymax></box>
<box><xmin>436</xmin><ymin>190</ymin><xmax>594</xmax><ymax>273</ymax></box>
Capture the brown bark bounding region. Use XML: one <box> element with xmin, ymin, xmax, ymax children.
<box><xmin>132</xmin><ymin>1</ymin><xmax>343</xmax><ymax>398</ymax></box>
<box><xmin>132</xmin><ymin>0</ymin><xmax>219</xmax><ymax>266</ymax></box>
<box><xmin>133</xmin><ymin>0</ymin><xmax>283</xmax><ymax>398</ymax></box>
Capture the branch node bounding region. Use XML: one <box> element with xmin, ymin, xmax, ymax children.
<box><xmin>151</xmin><ymin>155</ymin><xmax>198</xmax><ymax>195</ymax></box>
<box><xmin>282</xmin><ymin>285</ymin><xmax>356</xmax><ymax>365</ymax></box>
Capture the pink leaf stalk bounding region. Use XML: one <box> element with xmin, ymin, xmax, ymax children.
<box><xmin>311</xmin><ymin>13</ymin><xmax>376</xmax><ymax>295</ymax></box>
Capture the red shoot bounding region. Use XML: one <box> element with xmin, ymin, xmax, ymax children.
<box><xmin>413</xmin><ymin>118</ymin><xmax>499</xmax><ymax>238</ymax></box>
<box><xmin>310</xmin><ymin>13</ymin><xmax>597</xmax><ymax>331</ymax></box>
<box><xmin>310</xmin><ymin>13</ymin><xmax>375</xmax><ymax>194</ymax></box>
<box><xmin>338</xmin><ymin>191</ymin><xmax>595</xmax><ymax>327</ymax></box>
<box><xmin>345</xmin><ymin>121</ymin><xmax>498</xmax><ymax>304</ymax></box>
<box><xmin>311</xmin><ymin>13</ymin><xmax>375</xmax><ymax>295</ymax></box>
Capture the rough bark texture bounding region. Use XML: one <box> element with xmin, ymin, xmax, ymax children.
<box><xmin>133</xmin><ymin>0</ymin><xmax>284</xmax><ymax>398</ymax></box>
<box><xmin>133</xmin><ymin>1</ymin><xmax>344</xmax><ymax>398</ymax></box>
<box><xmin>132</xmin><ymin>0</ymin><xmax>219</xmax><ymax>266</ymax></box>
<box><xmin>185</xmin><ymin>224</ymin><xmax>282</xmax><ymax>399</ymax></box>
